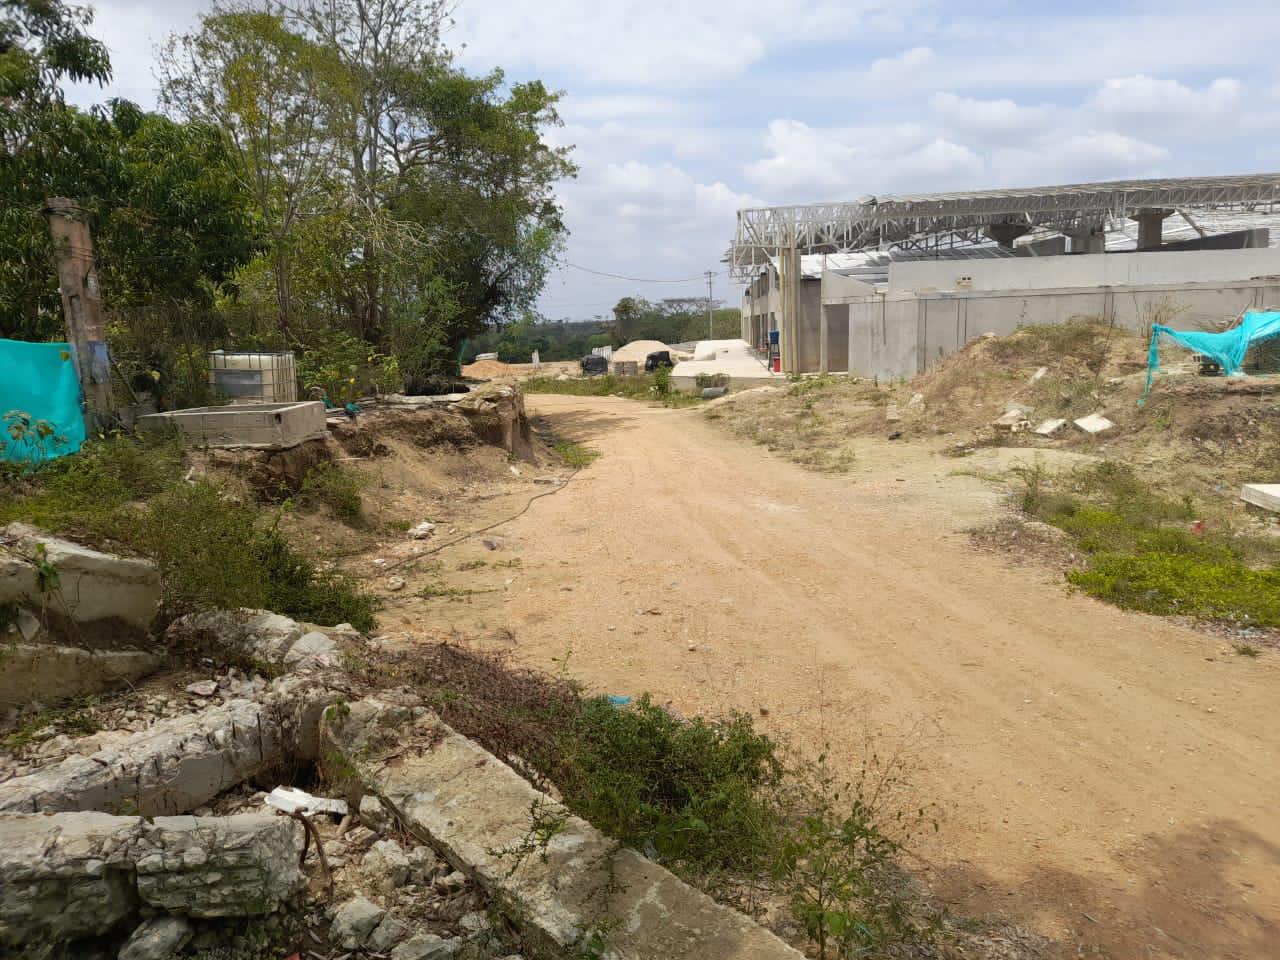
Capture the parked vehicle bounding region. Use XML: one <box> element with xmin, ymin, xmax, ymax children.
<box><xmin>580</xmin><ymin>354</ymin><xmax>608</xmax><ymax>375</ymax></box>
<box><xmin>644</xmin><ymin>350</ymin><xmax>674</xmax><ymax>372</ymax></box>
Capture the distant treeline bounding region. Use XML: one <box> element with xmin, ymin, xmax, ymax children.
<box><xmin>464</xmin><ymin>298</ymin><xmax>741</xmax><ymax>363</ymax></box>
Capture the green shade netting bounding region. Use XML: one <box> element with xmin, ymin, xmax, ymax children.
<box><xmin>1143</xmin><ymin>310</ymin><xmax>1280</xmax><ymax>403</ymax></box>
<box><xmin>0</xmin><ymin>338</ymin><xmax>86</xmax><ymax>464</ymax></box>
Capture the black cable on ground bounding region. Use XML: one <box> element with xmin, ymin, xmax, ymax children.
<box><xmin>383</xmin><ymin>466</ymin><xmax>584</xmax><ymax>569</ymax></box>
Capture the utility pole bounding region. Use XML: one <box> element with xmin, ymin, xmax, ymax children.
<box><xmin>704</xmin><ymin>270</ymin><xmax>715</xmax><ymax>339</ymax></box>
<box><xmin>44</xmin><ymin>198</ymin><xmax>113</xmax><ymax>433</ymax></box>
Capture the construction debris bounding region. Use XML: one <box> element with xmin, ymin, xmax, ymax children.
<box><xmin>0</xmin><ymin>812</ymin><xmax>303</xmax><ymax>946</ymax></box>
<box><xmin>1240</xmin><ymin>483</ymin><xmax>1280</xmax><ymax>513</ymax></box>
<box><xmin>1073</xmin><ymin>413</ymin><xmax>1115</xmax><ymax>434</ymax></box>
<box><xmin>1034</xmin><ymin>418</ymin><xmax>1067</xmax><ymax>436</ymax></box>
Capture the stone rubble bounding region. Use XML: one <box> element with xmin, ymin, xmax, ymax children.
<box><xmin>0</xmin><ymin>811</ymin><xmax>302</xmax><ymax>948</ymax></box>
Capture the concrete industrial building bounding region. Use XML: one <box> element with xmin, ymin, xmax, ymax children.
<box><xmin>734</xmin><ymin>174</ymin><xmax>1280</xmax><ymax>379</ymax></box>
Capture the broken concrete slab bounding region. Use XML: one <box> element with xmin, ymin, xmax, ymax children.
<box><xmin>331</xmin><ymin>895</ymin><xmax>386</xmax><ymax>950</ymax></box>
<box><xmin>118</xmin><ymin>915</ymin><xmax>194</xmax><ymax>960</ymax></box>
<box><xmin>320</xmin><ymin>698</ymin><xmax>804</xmax><ymax>960</ymax></box>
<box><xmin>1240</xmin><ymin>483</ymin><xmax>1280</xmax><ymax>513</ymax></box>
<box><xmin>0</xmin><ymin>644</ymin><xmax>160</xmax><ymax>710</ymax></box>
<box><xmin>0</xmin><ymin>811</ymin><xmax>302</xmax><ymax>950</ymax></box>
<box><xmin>1033</xmin><ymin>418</ymin><xmax>1067</xmax><ymax>436</ymax></box>
<box><xmin>1074</xmin><ymin>413</ymin><xmax>1115</xmax><ymax>435</ymax></box>
<box><xmin>993</xmin><ymin>410</ymin><xmax>1031</xmax><ymax>431</ymax></box>
<box><xmin>0</xmin><ymin>677</ymin><xmax>339</xmax><ymax>815</ymax></box>
<box><xmin>0</xmin><ymin>697</ymin><xmax>282</xmax><ymax>816</ymax></box>
<box><xmin>165</xmin><ymin>608</ymin><xmax>350</xmax><ymax>668</ymax></box>
<box><xmin>0</xmin><ymin>523</ymin><xmax>160</xmax><ymax>639</ymax></box>
<box><xmin>451</xmin><ymin>383</ymin><xmax>534</xmax><ymax>460</ymax></box>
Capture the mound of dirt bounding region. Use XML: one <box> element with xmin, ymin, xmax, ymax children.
<box><xmin>462</xmin><ymin>358</ymin><xmax>514</xmax><ymax>379</ymax></box>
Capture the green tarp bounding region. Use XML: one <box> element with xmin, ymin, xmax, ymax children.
<box><xmin>0</xmin><ymin>338</ymin><xmax>86</xmax><ymax>464</ymax></box>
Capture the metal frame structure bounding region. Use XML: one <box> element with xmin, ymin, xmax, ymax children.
<box><xmin>729</xmin><ymin>173</ymin><xmax>1280</xmax><ymax>279</ymax></box>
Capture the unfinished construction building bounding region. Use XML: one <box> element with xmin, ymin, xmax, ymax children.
<box><xmin>733</xmin><ymin>174</ymin><xmax>1280</xmax><ymax>378</ymax></box>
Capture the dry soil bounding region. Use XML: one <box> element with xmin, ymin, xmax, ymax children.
<box><xmin>376</xmin><ymin>394</ymin><xmax>1280</xmax><ymax>960</ymax></box>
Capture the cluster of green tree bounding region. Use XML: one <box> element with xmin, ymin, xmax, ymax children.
<box><xmin>1</xmin><ymin>0</ymin><xmax>575</xmax><ymax>400</ymax></box>
<box><xmin>464</xmin><ymin>297</ymin><xmax>741</xmax><ymax>363</ymax></box>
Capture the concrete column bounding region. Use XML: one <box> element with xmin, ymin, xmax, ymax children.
<box><xmin>1131</xmin><ymin>208</ymin><xmax>1173</xmax><ymax>250</ymax></box>
<box><xmin>983</xmin><ymin>222</ymin><xmax>1032</xmax><ymax>249</ymax></box>
<box><xmin>1067</xmin><ymin>228</ymin><xmax>1106</xmax><ymax>254</ymax></box>
<box><xmin>818</xmin><ymin>305</ymin><xmax>829</xmax><ymax>374</ymax></box>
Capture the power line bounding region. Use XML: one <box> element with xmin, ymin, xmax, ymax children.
<box><xmin>563</xmin><ymin>262</ymin><xmax>722</xmax><ymax>284</ymax></box>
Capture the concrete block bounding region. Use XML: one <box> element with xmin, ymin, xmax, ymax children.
<box><xmin>1240</xmin><ymin>483</ymin><xmax>1280</xmax><ymax>513</ymax></box>
<box><xmin>1033</xmin><ymin>418</ymin><xmax>1067</xmax><ymax>436</ymax></box>
<box><xmin>1073</xmin><ymin>413</ymin><xmax>1114</xmax><ymax>434</ymax></box>
<box><xmin>320</xmin><ymin>698</ymin><xmax>804</xmax><ymax>960</ymax></box>
<box><xmin>0</xmin><ymin>644</ymin><xmax>160</xmax><ymax>710</ymax></box>
<box><xmin>1</xmin><ymin>523</ymin><xmax>160</xmax><ymax>636</ymax></box>
<box><xmin>137</xmin><ymin>401</ymin><xmax>327</xmax><ymax>450</ymax></box>
<box><xmin>0</xmin><ymin>811</ymin><xmax>302</xmax><ymax>950</ymax></box>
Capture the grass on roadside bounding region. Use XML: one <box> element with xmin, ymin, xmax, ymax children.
<box><xmin>523</xmin><ymin>371</ymin><xmax>701</xmax><ymax>408</ymax></box>
<box><xmin>553</xmin><ymin>438</ymin><xmax>600</xmax><ymax>469</ymax></box>
<box><xmin>1015</xmin><ymin>460</ymin><xmax>1280</xmax><ymax>628</ymax></box>
<box><xmin>0</xmin><ymin>432</ymin><xmax>375</xmax><ymax>631</ymax></box>
<box><xmin>345</xmin><ymin>643</ymin><xmax>952</xmax><ymax>959</ymax></box>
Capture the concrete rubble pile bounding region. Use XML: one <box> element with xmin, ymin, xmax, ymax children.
<box><xmin>0</xmin><ymin>812</ymin><xmax>303</xmax><ymax>947</ymax></box>
<box><xmin>1</xmin><ymin>524</ymin><xmax>163</xmax><ymax>712</ymax></box>
<box><xmin>0</xmin><ymin>528</ymin><xmax>795</xmax><ymax>960</ymax></box>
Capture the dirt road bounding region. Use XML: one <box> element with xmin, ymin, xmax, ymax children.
<box><xmin>413</xmin><ymin>394</ymin><xmax>1280</xmax><ymax>958</ymax></box>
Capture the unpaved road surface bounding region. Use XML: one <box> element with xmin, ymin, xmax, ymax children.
<box><xmin>413</xmin><ymin>395</ymin><xmax>1280</xmax><ymax>958</ymax></box>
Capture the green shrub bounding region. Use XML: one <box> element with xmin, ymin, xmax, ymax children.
<box><xmin>301</xmin><ymin>462</ymin><xmax>364</xmax><ymax>526</ymax></box>
<box><xmin>251</xmin><ymin>527</ymin><xmax>376</xmax><ymax>631</ymax></box>
<box><xmin>1068</xmin><ymin>553</ymin><xmax>1280</xmax><ymax>626</ymax></box>
<box><xmin>553</xmin><ymin>439</ymin><xmax>600</xmax><ymax>469</ymax></box>
<box><xmin>556</xmin><ymin>695</ymin><xmax>783</xmax><ymax>873</ymax></box>
<box><xmin>137</xmin><ymin>480</ymin><xmax>269</xmax><ymax>618</ymax></box>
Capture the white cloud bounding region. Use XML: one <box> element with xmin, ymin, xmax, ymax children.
<box><xmin>989</xmin><ymin>131</ymin><xmax>1168</xmax><ymax>187</ymax></box>
<box><xmin>1089</xmin><ymin>75</ymin><xmax>1242</xmax><ymax>135</ymax></box>
<box><xmin>867</xmin><ymin>46</ymin><xmax>934</xmax><ymax>85</ymax></box>
<box><xmin>931</xmin><ymin>92</ymin><xmax>1051</xmax><ymax>143</ymax></box>
<box><xmin>743</xmin><ymin>119</ymin><xmax>981</xmax><ymax>200</ymax></box>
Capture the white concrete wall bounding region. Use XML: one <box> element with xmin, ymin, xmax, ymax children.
<box><xmin>888</xmin><ymin>248</ymin><xmax>1280</xmax><ymax>295</ymax></box>
<box><xmin>847</xmin><ymin>294</ymin><xmax>921</xmax><ymax>381</ymax></box>
<box><xmin>844</xmin><ymin>280</ymin><xmax>1280</xmax><ymax>381</ymax></box>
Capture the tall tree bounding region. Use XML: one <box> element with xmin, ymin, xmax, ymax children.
<box><xmin>0</xmin><ymin>0</ymin><xmax>110</xmax><ymax>151</ymax></box>
<box><xmin>0</xmin><ymin>99</ymin><xmax>261</xmax><ymax>340</ymax></box>
<box><xmin>159</xmin><ymin>4</ymin><xmax>335</xmax><ymax>335</ymax></box>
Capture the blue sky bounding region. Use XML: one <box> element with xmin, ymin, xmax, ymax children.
<box><xmin>68</xmin><ymin>0</ymin><xmax>1280</xmax><ymax>321</ymax></box>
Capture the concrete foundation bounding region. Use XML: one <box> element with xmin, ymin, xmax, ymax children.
<box><xmin>138</xmin><ymin>401</ymin><xmax>327</xmax><ymax>450</ymax></box>
<box><xmin>321</xmin><ymin>698</ymin><xmax>804</xmax><ymax>960</ymax></box>
<box><xmin>1240</xmin><ymin>483</ymin><xmax>1280</xmax><ymax>513</ymax></box>
<box><xmin>0</xmin><ymin>812</ymin><xmax>302</xmax><ymax>949</ymax></box>
<box><xmin>0</xmin><ymin>644</ymin><xmax>160</xmax><ymax>710</ymax></box>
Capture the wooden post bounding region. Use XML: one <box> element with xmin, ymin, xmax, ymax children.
<box><xmin>44</xmin><ymin>197</ymin><xmax>113</xmax><ymax>432</ymax></box>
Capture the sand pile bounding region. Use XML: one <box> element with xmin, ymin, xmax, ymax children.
<box><xmin>610</xmin><ymin>339</ymin><xmax>670</xmax><ymax>365</ymax></box>
<box><xmin>462</xmin><ymin>359</ymin><xmax>514</xmax><ymax>379</ymax></box>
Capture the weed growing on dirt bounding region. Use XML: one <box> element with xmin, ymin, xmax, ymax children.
<box><xmin>558</xmin><ymin>694</ymin><xmax>784</xmax><ymax>873</ymax></box>
<box><xmin>1234</xmin><ymin>643</ymin><xmax>1262</xmax><ymax>658</ymax></box>
<box><xmin>348</xmin><ymin>644</ymin><xmax>953</xmax><ymax>959</ymax></box>
<box><xmin>1014</xmin><ymin>460</ymin><xmax>1280</xmax><ymax>626</ymax></box>
<box><xmin>524</xmin><ymin>373</ymin><xmax>701</xmax><ymax>408</ymax></box>
<box><xmin>554</xmin><ymin>439</ymin><xmax>600</xmax><ymax>469</ymax></box>
<box><xmin>1</xmin><ymin>697</ymin><xmax>102</xmax><ymax>751</ymax></box>
<box><xmin>418</xmin><ymin>581</ymin><xmax>496</xmax><ymax>601</ymax></box>
<box><xmin>300</xmin><ymin>462</ymin><xmax>365</xmax><ymax>526</ymax></box>
<box><xmin>1</xmin><ymin>435</ymin><xmax>375</xmax><ymax>631</ymax></box>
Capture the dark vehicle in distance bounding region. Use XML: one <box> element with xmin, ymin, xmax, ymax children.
<box><xmin>580</xmin><ymin>354</ymin><xmax>609</xmax><ymax>375</ymax></box>
<box><xmin>644</xmin><ymin>350</ymin><xmax>674</xmax><ymax>372</ymax></box>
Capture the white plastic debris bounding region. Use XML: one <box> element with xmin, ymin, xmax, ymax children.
<box><xmin>1030</xmin><ymin>366</ymin><xmax>1048</xmax><ymax>383</ymax></box>
<box><xmin>408</xmin><ymin>521</ymin><xmax>435</xmax><ymax>540</ymax></box>
<box><xmin>264</xmin><ymin>786</ymin><xmax>348</xmax><ymax>817</ymax></box>
<box><xmin>1074</xmin><ymin>413</ymin><xmax>1114</xmax><ymax>435</ymax></box>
